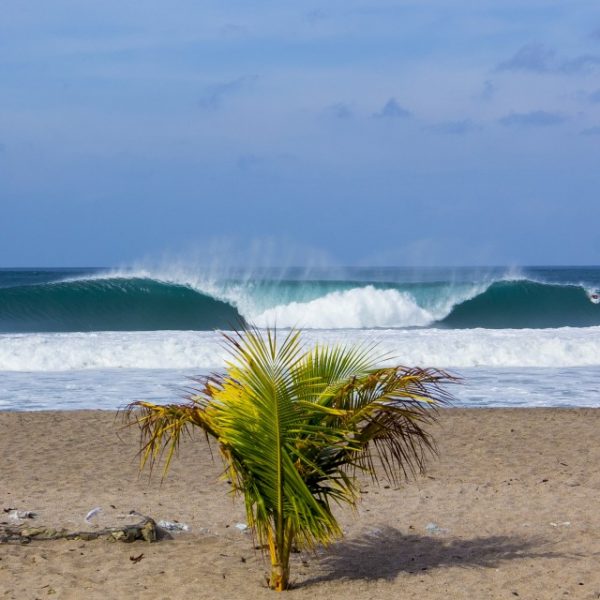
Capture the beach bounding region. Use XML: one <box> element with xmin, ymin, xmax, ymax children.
<box><xmin>4</xmin><ymin>0</ymin><xmax>600</xmax><ymax>595</ymax></box>
<box><xmin>2</xmin><ymin>408</ymin><xmax>600</xmax><ymax>599</ymax></box>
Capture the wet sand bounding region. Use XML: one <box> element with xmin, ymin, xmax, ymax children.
<box><xmin>1</xmin><ymin>409</ymin><xmax>600</xmax><ymax>599</ymax></box>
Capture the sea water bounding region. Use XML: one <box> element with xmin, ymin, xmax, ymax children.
<box><xmin>1</xmin><ymin>266</ymin><xmax>599</xmax><ymax>410</ymax></box>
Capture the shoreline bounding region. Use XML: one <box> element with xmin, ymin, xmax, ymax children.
<box><xmin>2</xmin><ymin>408</ymin><xmax>600</xmax><ymax>598</ymax></box>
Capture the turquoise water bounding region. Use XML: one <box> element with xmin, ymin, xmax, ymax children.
<box><xmin>1</xmin><ymin>266</ymin><xmax>599</xmax><ymax>332</ymax></box>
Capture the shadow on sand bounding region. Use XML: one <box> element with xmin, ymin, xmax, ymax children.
<box><xmin>299</xmin><ymin>526</ymin><xmax>562</xmax><ymax>587</ymax></box>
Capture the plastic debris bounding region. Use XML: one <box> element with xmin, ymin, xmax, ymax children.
<box><xmin>425</xmin><ymin>522</ymin><xmax>448</xmax><ymax>535</ymax></box>
<box><xmin>7</xmin><ymin>510</ymin><xmax>36</xmax><ymax>521</ymax></box>
<box><xmin>84</xmin><ymin>507</ymin><xmax>102</xmax><ymax>524</ymax></box>
<box><xmin>365</xmin><ymin>527</ymin><xmax>383</xmax><ymax>538</ymax></box>
<box><xmin>157</xmin><ymin>520</ymin><xmax>190</xmax><ymax>532</ymax></box>
<box><xmin>549</xmin><ymin>521</ymin><xmax>571</xmax><ymax>527</ymax></box>
<box><xmin>234</xmin><ymin>523</ymin><xmax>249</xmax><ymax>532</ymax></box>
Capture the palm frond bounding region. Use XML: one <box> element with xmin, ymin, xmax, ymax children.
<box><xmin>213</xmin><ymin>327</ymin><xmax>345</xmax><ymax>549</ymax></box>
<box><xmin>124</xmin><ymin>374</ymin><xmax>222</xmax><ymax>477</ymax></box>
<box><xmin>332</xmin><ymin>366</ymin><xmax>457</xmax><ymax>483</ymax></box>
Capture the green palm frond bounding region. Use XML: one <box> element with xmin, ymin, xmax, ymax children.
<box><xmin>328</xmin><ymin>366</ymin><xmax>455</xmax><ymax>482</ymax></box>
<box><xmin>214</xmin><ymin>327</ymin><xmax>343</xmax><ymax>548</ymax></box>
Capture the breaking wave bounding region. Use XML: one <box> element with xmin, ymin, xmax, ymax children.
<box><xmin>0</xmin><ymin>270</ymin><xmax>598</xmax><ymax>332</ymax></box>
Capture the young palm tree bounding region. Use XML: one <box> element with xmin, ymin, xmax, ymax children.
<box><xmin>126</xmin><ymin>327</ymin><xmax>454</xmax><ymax>591</ymax></box>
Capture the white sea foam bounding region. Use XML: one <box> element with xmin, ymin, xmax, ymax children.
<box><xmin>252</xmin><ymin>287</ymin><xmax>435</xmax><ymax>329</ymax></box>
<box><xmin>0</xmin><ymin>331</ymin><xmax>228</xmax><ymax>372</ymax></box>
<box><xmin>2</xmin><ymin>326</ymin><xmax>600</xmax><ymax>372</ymax></box>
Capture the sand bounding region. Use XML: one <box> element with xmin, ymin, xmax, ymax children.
<box><xmin>1</xmin><ymin>408</ymin><xmax>600</xmax><ymax>599</ymax></box>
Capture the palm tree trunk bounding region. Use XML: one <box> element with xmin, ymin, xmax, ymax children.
<box><xmin>269</xmin><ymin>560</ymin><xmax>290</xmax><ymax>592</ymax></box>
<box><xmin>268</xmin><ymin>520</ymin><xmax>293</xmax><ymax>591</ymax></box>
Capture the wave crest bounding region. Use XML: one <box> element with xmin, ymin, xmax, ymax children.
<box><xmin>440</xmin><ymin>280</ymin><xmax>600</xmax><ymax>329</ymax></box>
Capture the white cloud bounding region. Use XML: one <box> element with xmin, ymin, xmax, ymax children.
<box><xmin>373</xmin><ymin>98</ymin><xmax>411</xmax><ymax>119</ymax></box>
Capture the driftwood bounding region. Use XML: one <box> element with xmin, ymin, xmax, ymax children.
<box><xmin>0</xmin><ymin>515</ymin><xmax>157</xmax><ymax>545</ymax></box>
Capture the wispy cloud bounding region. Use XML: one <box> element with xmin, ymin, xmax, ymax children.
<box><xmin>198</xmin><ymin>75</ymin><xmax>258</xmax><ymax>110</ymax></box>
<box><xmin>219</xmin><ymin>23</ymin><xmax>250</xmax><ymax>39</ymax></box>
<box><xmin>327</xmin><ymin>102</ymin><xmax>353</xmax><ymax>119</ymax></box>
<box><xmin>496</xmin><ymin>43</ymin><xmax>555</xmax><ymax>73</ymax></box>
<box><xmin>480</xmin><ymin>80</ymin><xmax>497</xmax><ymax>102</ymax></box>
<box><xmin>560</xmin><ymin>54</ymin><xmax>600</xmax><ymax>73</ymax></box>
<box><xmin>236</xmin><ymin>154</ymin><xmax>262</xmax><ymax>171</ymax></box>
<box><xmin>428</xmin><ymin>119</ymin><xmax>482</xmax><ymax>135</ymax></box>
<box><xmin>496</xmin><ymin>43</ymin><xmax>600</xmax><ymax>74</ymax></box>
<box><xmin>373</xmin><ymin>98</ymin><xmax>411</xmax><ymax>119</ymax></box>
<box><xmin>588</xmin><ymin>89</ymin><xmax>600</xmax><ymax>103</ymax></box>
<box><xmin>498</xmin><ymin>110</ymin><xmax>567</xmax><ymax>127</ymax></box>
<box><xmin>306</xmin><ymin>9</ymin><xmax>328</xmax><ymax>25</ymax></box>
<box><xmin>580</xmin><ymin>125</ymin><xmax>600</xmax><ymax>135</ymax></box>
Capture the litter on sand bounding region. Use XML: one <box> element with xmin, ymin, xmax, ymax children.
<box><xmin>84</xmin><ymin>507</ymin><xmax>103</xmax><ymax>524</ymax></box>
<box><xmin>157</xmin><ymin>520</ymin><xmax>190</xmax><ymax>532</ymax></box>
<box><xmin>7</xmin><ymin>510</ymin><xmax>36</xmax><ymax>521</ymax></box>
<box><xmin>425</xmin><ymin>522</ymin><xmax>449</xmax><ymax>535</ymax></box>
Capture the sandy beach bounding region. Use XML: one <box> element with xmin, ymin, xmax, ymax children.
<box><xmin>1</xmin><ymin>408</ymin><xmax>600</xmax><ymax>599</ymax></box>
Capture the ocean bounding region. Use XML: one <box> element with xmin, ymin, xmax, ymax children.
<box><xmin>1</xmin><ymin>266</ymin><xmax>599</xmax><ymax>410</ymax></box>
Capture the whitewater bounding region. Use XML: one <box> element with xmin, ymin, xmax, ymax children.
<box><xmin>1</xmin><ymin>266</ymin><xmax>599</xmax><ymax>410</ymax></box>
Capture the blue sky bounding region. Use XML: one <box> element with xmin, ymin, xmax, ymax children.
<box><xmin>2</xmin><ymin>1</ymin><xmax>600</xmax><ymax>267</ymax></box>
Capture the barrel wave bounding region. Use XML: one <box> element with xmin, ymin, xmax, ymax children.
<box><xmin>1</xmin><ymin>271</ymin><xmax>598</xmax><ymax>332</ymax></box>
<box><xmin>248</xmin><ymin>279</ymin><xmax>600</xmax><ymax>330</ymax></box>
<box><xmin>439</xmin><ymin>280</ymin><xmax>600</xmax><ymax>329</ymax></box>
<box><xmin>0</xmin><ymin>278</ymin><xmax>244</xmax><ymax>332</ymax></box>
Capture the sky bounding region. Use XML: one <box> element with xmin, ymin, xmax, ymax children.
<box><xmin>1</xmin><ymin>1</ymin><xmax>600</xmax><ymax>267</ymax></box>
